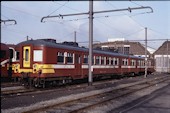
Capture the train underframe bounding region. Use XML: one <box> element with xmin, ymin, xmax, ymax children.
<box><xmin>18</xmin><ymin>70</ymin><xmax>151</xmax><ymax>88</ymax></box>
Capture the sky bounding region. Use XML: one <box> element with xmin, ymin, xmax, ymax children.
<box><xmin>1</xmin><ymin>1</ymin><xmax>170</xmax><ymax>51</ymax></box>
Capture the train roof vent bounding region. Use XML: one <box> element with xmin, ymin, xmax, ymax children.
<box><xmin>62</xmin><ymin>41</ymin><xmax>78</xmax><ymax>47</ymax></box>
<box><xmin>39</xmin><ymin>39</ymin><xmax>56</xmax><ymax>43</ymax></box>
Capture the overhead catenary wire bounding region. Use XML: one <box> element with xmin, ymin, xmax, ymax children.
<box><xmin>94</xmin><ymin>18</ymin><xmax>125</xmax><ymax>36</ymax></box>
<box><xmin>48</xmin><ymin>1</ymin><xmax>69</xmax><ymax>16</ymax></box>
<box><xmin>105</xmin><ymin>1</ymin><xmax>145</xmax><ymax>28</ymax></box>
<box><xmin>129</xmin><ymin>0</ymin><xmax>144</xmax><ymax>7</ymax></box>
<box><xmin>1</xmin><ymin>14</ymin><xmax>10</xmax><ymax>20</ymax></box>
<box><xmin>2</xmin><ymin>2</ymin><xmax>169</xmax><ymax>47</ymax></box>
<box><xmin>54</xmin><ymin>2</ymin><xmax>85</xmax><ymax>13</ymax></box>
<box><xmin>1</xmin><ymin>5</ymin><xmax>41</xmax><ymax>18</ymax></box>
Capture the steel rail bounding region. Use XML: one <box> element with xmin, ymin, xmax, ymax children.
<box><xmin>23</xmin><ymin>75</ymin><xmax>169</xmax><ymax>113</ymax></box>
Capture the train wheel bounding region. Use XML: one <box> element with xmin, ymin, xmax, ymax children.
<box><xmin>131</xmin><ymin>72</ymin><xmax>135</xmax><ymax>76</ymax></box>
<box><xmin>33</xmin><ymin>78</ymin><xmax>40</xmax><ymax>88</ymax></box>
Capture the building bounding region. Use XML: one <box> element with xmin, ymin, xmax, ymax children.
<box><xmin>93</xmin><ymin>40</ymin><xmax>151</xmax><ymax>57</ymax></box>
<box><xmin>154</xmin><ymin>41</ymin><xmax>170</xmax><ymax>73</ymax></box>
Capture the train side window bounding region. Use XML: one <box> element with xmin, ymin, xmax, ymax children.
<box><xmin>34</xmin><ymin>50</ymin><xmax>43</xmax><ymax>62</ymax></box>
<box><xmin>25</xmin><ymin>49</ymin><xmax>29</xmax><ymax>61</ymax></box>
<box><xmin>57</xmin><ymin>52</ymin><xmax>64</xmax><ymax>63</ymax></box>
<box><xmin>16</xmin><ymin>51</ymin><xmax>20</xmax><ymax>60</ymax></box>
<box><xmin>95</xmin><ymin>56</ymin><xmax>100</xmax><ymax>65</ymax></box>
<box><xmin>122</xmin><ymin>59</ymin><xmax>125</xmax><ymax>65</ymax></box>
<box><xmin>126</xmin><ymin>59</ymin><xmax>128</xmax><ymax>65</ymax></box>
<box><xmin>122</xmin><ymin>59</ymin><xmax>128</xmax><ymax>65</ymax></box>
<box><xmin>115</xmin><ymin>58</ymin><xmax>118</xmax><ymax>65</ymax></box>
<box><xmin>0</xmin><ymin>50</ymin><xmax>6</xmax><ymax>58</ymax></box>
<box><xmin>67</xmin><ymin>53</ymin><xmax>73</xmax><ymax>64</ymax></box>
<box><xmin>78</xmin><ymin>55</ymin><xmax>81</xmax><ymax>64</ymax></box>
<box><xmin>83</xmin><ymin>55</ymin><xmax>88</xmax><ymax>64</ymax></box>
<box><xmin>106</xmin><ymin>57</ymin><xmax>109</xmax><ymax>65</ymax></box>
<box><xmin>131</xmin><ymin>60</ymin><xmax>136</xmax><ymax>66</ymax></box>
<box><xmin>138</xmin><ymin>60</ymin><xmax>140</xmax><ymax>66</ymax></box>
<box><xmin>131</xmin><ymin>60</ymin><xmax>134</xmax><ymax>66</ymax></box>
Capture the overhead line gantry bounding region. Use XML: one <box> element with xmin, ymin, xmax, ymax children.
<box><xmin>41</xmin><ymin>1</ymin><xmax>153</xmax><ymax>86</ymax></box>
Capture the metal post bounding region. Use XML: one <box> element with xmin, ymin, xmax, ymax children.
<box><xmin>74</xmin><ymin>31</ymin><xmax>76</xmax><ymax>42</ymax></box>
<box><xmin>144</xmin><ymin>27</ymin><xmax>147</xmax><ymax>78</ymax></box>
<box><xmin>167</xmin><ymin>39</ymin><xmax>169</xmax><ymax>73</ymax></box>
<box><xmin>26</xmin><ymin>36</ymin><xmax>29</xmax><ymax>41</ymax></box>
<box><xmin>88</xmin><ymin>0</ymin><xmax>93</xmax><ymax>86</ymax></box>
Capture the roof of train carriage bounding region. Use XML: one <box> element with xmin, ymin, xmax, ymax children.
<box><xmin>0</xmin><ymin>43</ymin><xmax>9</xmax><ymax>50</ymax></box>
<box><xmin>17</xmin><ymin>39</ymin><xmax>144</xmax><ymax>59</ymax></box>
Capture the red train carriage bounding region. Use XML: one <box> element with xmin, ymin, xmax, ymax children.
<box><xmin>13</xmin><ymin>39</ymin><xmax>154</xmax><ymax>87</ymax></box>
<box><xmin>0</xmin><ymin>43</ymin><xmax>12</xmax><ymax>82</ymax></box>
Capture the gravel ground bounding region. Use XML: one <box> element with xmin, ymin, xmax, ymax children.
<box><xmin>1</xmin><ymin>73</ymin><xmax>169</xmax><ymax>113</ymax></box>
<box><xmin>85</xmin><ymin>80</ymin><xmax>170</xmax><ymax>113</ymax></box>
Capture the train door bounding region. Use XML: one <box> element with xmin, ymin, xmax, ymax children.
<box><xmin>75</xmin><ymin>54</ymin><xmax>82</xmax><ymax>78</ymax></box>
<box><xmin>8</xmin><ymin>48</ymin><xmax>15</xmax><ymax>78</ymax></box>
<box><xmin>23</xmin><ymin>46</ymin><xmax>31</xmax><ymax>68</ymax></box>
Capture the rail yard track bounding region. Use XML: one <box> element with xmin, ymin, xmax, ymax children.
<box><xmin>1</xmin><ymin>76</ymin><xmax>121</xmax><ymax>98</ymax></box>
<box><xmin>0</xmin><ymin>74</ymin><xmax>159</xmax><ymax>98</ymax></box>
<box><xmin>15</xmin><ymin>75</ymin><xmax>169</xmax><ymax>113</ymax></box>
<box><xmin>1</xmin><ymin>82</ymin><xmax>20</xmax><ymax>88</ymax></box>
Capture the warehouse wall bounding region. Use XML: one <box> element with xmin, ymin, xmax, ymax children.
<box><xmin>155</xmin><ymin>55</ymin><xmax>170</xmax><ymax>73</ymax></box>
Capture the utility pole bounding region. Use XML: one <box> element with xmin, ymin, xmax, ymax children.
<box><xmin>144</xmin><ymin>27</ymin><xmax>147</xmax><ymax>78</ymax></box>
<box><xmin>41</xmin><ymin>3</ymin><xmax>153</xmax><ymax>86</ymax></box>
<box><xmin>167</xmin><ymin>39</ymin><xmax>169</xmax><ymax>73</ymax></box>
<box><xmin>88</xmin><ymin>1</ymin><xmax>93</xmax><ymax>86</ymax></box>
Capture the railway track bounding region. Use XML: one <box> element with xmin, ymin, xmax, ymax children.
<box><xmin>20</xmin><ymin>75</ymin><xmax>170</xmax><ymax>113</ymax></box>
<box><xmin>0</xmin><ymin>74</ymin><xmax>157</xmax><ymax>98</ymax></box>
<box><xmin>1</xmin><ymin>82</ymin><xmax>20</xmax><ymax>88</ymax></box>
<box><xmin>1</xmin><ymin>76</ymin><xmax>121</xmax><ymax>98</ymax></box>
<box><xmin>0</xmin><ymin>74</ymin><xmax>159</xmax><ymax>97</ymax></box>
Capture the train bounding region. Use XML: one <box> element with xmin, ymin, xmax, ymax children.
<box><xmin>0</xmin><ymin>43</ymin><xmax>13</xmax><ymax>82</ymax></box>
<box><xmin>10</xmin><ymin>39</ymin><xmax>154</xmax><ymax>87</ymax></box>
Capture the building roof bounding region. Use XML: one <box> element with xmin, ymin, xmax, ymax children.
<box><xmin>93</xmin><ymin>41</ymin><xmax>151</xmax><ymax>56</ymax></box>
<box><xmin>154</xmin><ymin>41</ymin><xmax>170</xmax><ymax>55</ymax></box>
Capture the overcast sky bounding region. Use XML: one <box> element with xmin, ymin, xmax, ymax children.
<box><xmin>1</xmin><ymin>1</ymin><xmax>170</xmax><ymax>50</ymax></box>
